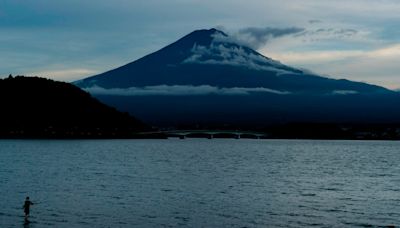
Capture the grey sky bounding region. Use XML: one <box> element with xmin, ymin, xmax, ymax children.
<box><xmin>1</xmin><ymin>0</ymin><xmax>400</xmax><ymax>88</ymax></box>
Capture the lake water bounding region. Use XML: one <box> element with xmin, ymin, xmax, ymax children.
<box><xmin>1</xmin><ymin>139</ymin><xmax>400</xmax><ymax>227</ymax></box>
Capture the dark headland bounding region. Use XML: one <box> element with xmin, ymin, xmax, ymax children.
<box><xmin>0</xmin><ymin>76</ymin><xmax>157</xmax><ymax>139</ymax></box>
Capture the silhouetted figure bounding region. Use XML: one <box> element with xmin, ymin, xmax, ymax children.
<box><xmin>23</xmin><ymin>197</ymin><xmax>33</xmax><ymax>221</ymax></box>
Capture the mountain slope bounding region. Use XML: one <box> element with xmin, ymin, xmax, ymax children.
<box><xmin>76</xmin><ymin>28</ymin><xmax>389</xmax><ymax>95</ymax></box>
<box><xmin>75</xmin><ymin>28</ymin><xmax>400</xmax><ymax>126</ymax></box>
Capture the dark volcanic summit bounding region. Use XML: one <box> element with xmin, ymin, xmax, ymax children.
<box><xmin>76</xmin><ymin>28</ymin><xmax>388</xmax><ymax>94</ymax></box>
<box><xmin>75</xmin><ymin>28</ymin><xmax>400</xmax><ymax>126</ymax></box>
<box><xmin>0</xmin><ymin>76</ymin><xmax>147</xmax><ymax>138</ymax></box>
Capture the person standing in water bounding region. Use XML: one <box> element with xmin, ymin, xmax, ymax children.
<box><xmin>23</xmin><ymin>197</ymin><xmax>34</xmax><ymax>220</ymax></box>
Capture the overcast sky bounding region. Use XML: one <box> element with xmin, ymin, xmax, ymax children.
<box><xmin>1</xmin><ymin>0</ymin><xmax>400</xmax><ymax>89</ymax></box>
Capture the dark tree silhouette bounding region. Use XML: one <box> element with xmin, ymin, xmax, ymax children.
<box><xmin>0</xmin><ymin>76</ymin><xmax>149</xmax><ymax>138</ymax></box>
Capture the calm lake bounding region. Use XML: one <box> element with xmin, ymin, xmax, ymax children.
<box><xmin>1</xmin><ymin>139</ymin><xmax>400</xmax><ymax>227</ymax></box>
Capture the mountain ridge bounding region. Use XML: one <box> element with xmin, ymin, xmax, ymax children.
<box><xmin>76</xmin><ymin>28</ymin><xmax>390</xmax><ymax>95</ymax></box>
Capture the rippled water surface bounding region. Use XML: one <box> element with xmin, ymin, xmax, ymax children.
<box><xmin>1</xmin><ymin>139</ymin><xmax>400</xmax><ymax>227</ymax></box>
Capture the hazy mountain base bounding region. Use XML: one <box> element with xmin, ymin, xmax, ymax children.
<box><xmin>91</xmin><ymin>93</ymin><xmax>400</xmax><ymax>140</ymax></box>
<box><xmin>95</xmin><ymin>93</ymin><xmax>400</xmax><ymax>126</ymax></box>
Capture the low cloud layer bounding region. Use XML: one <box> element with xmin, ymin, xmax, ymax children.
<box><xmin>84</xmin><ymin>85</ymin><xmax>362</xmax><ymax>96</ymax></box>
<box><xmin>332</xmin><ymin>90</ymin><xmax>359</xmax><ymax>95</ymax></box>
<box><xmin>84</xmin><ymin>85</ymin><xmax>291</xmax><ymax>96</ymax></box>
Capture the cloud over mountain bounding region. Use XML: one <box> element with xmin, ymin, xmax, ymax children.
<box><xmin>237</xmin><ymin>27</ymin><xmax>305</xmax><ymax>49</ymax></box>
<box><xmin>215</xmin><ymin>27</ymin><xmax>305</xmax><ymax>50</ymax></box>
<box><xmin>183</xmin><ymin>42</ymin><xmax>297</xmax><ymax>75</ymax></box>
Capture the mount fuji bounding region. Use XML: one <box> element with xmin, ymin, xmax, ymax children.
<box><xmin>75</xmin><ymin>28</ymin><xmax>400</xmax><ymax>127</ymax></box>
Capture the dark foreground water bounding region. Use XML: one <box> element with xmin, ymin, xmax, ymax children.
<box><xmin>1</xmin><ymin>139</ymin><xmax>400</xmax><ymax>227</ymax></box>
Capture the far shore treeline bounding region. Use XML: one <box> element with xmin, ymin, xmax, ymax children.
<box><xmin>1</xmin><ymin>75</ymin><xmax>400</xmax><ymax>140</ymax></box>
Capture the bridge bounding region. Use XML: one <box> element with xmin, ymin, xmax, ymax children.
<box><xmin>161</xmin><ymin>130</ymin><xmax>267</xmax><ymax>139</ymax></box>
